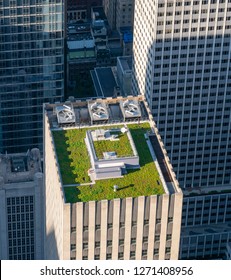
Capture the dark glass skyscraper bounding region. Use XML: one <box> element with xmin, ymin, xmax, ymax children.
<box><xmin>0</xmin><ymin>0</ymin><xmax>65</xmax><ymax>153</ymax></box>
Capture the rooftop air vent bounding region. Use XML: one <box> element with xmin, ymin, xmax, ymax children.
<box><xmin>56</xmin><ymin>104</ymin><xmax>75</xmax><ymax>124</ymax></box>
<box><xmin>88</xmin><ymin>101</ymin><xmax>109</xmax><ymax>124</ymax></box>
<box><xmin>120</xmin><ymin>99</ymin><xmax>141</xmax><ymax>120</ymax></box>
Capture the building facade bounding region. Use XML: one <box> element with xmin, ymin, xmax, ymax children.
<box><xmin>117</xmin><ymin>56</ymin><xmax>132</xmax><ymax>96</ymax></box>
<box><xmin>103</xmin><ymin>0</ymin><xmax>134</xmax><ymax>31</ymax></box>
<box><xmin>0</xmin><ymin>0</ymin><xmax>65</xmax><ymax>153</ymax></box>
<box><xmin>44</xmin><ymin>96</ymin><xmax>183</xmax><ymax>260</ymax></box>
<box><xmin>180</xmin><ymin>192</ymin><xmax>231</xmax><ymax>259</ymax></box>
<box><xmin>67</xmin><ymin>0</ymin><xmax>102</xmax><ymax>22</ymax></box>
<box><xmin>0</xmin><ymin>149</ymin><xmax>44</xmax><ymax>260</ymax></box>
<box><xmin>132</xmin><ymin>0</ymin><xmax>231</xmax><ymax>189</ymax></box>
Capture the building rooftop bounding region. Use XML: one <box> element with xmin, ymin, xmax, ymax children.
<box><xmin>92</xmin><ymin>6</ymin><xmax>107</xmax><ymax>21</ymax></box>
<box><xmin>44</xmin><ymin>96</ymin><xmax>180</xmax><ymax>203</ymax></box>
<box><xmin>90</xmin><ymin>67</ymin><xmax>119</xmax><ymax>97</ymax></box>
<box><xmin>0</xmin><ymin>149</ymin><xmax>42</xmax><ymax>184</ymax></box>
<box><xmin>117</xmin><ymin>56</ymin><xmax>132</xmax><ymax>72</ymax></box>
<box><xmin>68</xmin><ymin>50</ymin><xmax>95</xmax><ymax>60</ymax></box>
<box><xmin>67</xmin><ymin>23</ymin><xmax>91</xmax><ymax>35</ymax></box>
<box><xmin>67</xmin><ymin>33</ymin><xmax>94</xmax><ymax>50</ymax></box>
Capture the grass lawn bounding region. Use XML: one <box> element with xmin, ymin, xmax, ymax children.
<box><xmin>53</xmin><ymin>128</ymin><xmax>91</xmax><ymax>185</ymax></box>
<box><xmin>93</xmin><ymin>130</ymin><xmax>134</xmax><ymax>159</ymax></box>
<box><xmin>52</xmin><ymin>123</ymin><xmax>165</xmax><ymax>203</ymax></box>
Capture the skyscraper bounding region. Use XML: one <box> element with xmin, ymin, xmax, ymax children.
<box><xmin>43</xmin><ymin>96</ymin><xmax>182</xmax><ymax>260</ymax></box>
<box><xmin>0</xmin><ymin>0</ymin><xmax>65</xmax><ymax>153</ymax></box>
<box><xmin>132</xmin><ymin>0</ymin><xmax>231</xmax><ymax>189</ymax></box>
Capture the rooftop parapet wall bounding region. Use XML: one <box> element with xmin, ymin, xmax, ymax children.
<box><xmin>142</xmin><ymin>99</ymin><xmax>182</xmax><ymax>195</ymax></box>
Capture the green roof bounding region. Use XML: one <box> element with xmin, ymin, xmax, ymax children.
<box><xmin>52</xmin><ymin>123</ymin><xmax>165</xmax><ymax>203</ymax></box>
<box><xmin>93</xmin><ymin>130</ymin><xmax>134</xmax><ymax>159</ymax></box>
<box><xmin>69</xmin><ymin>50</ymin><xmax>95</xmax><ymax>60</ymax></box>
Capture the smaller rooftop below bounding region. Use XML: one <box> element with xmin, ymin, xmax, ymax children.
<box><xmin>67</xmin><ymin>22</ymin><xmax>91</xmax><ymax>36</ymax></box>
<box><xmin>0</xmin><ymin>149</ymin><xmax>42</xmax><ymax>184</ymax></box>
<box><xmin>123</xmin><ymin>31</ymin><xmax>133</xmax><ymax>43</ymax></box>
<box><xmin>67</xmin><ymin>33</ymin><xmax>95</xmax><ymax>50</ymax></box>
<box><xmin>91</xmin><ymin>6</ymin><xmax>107</xmax><ymax>21</ymax></box>
<box><xmin>117</xmin><ymin>56</ymin><xmax>132</xmax><ymax>72</ymax></box>
<box><xmin>91</xmin><ymin>67</ymin><xmax>119</xmax><ymax>98</ymax></box>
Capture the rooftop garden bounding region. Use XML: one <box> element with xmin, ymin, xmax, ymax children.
<box><xmin>93</xmin><ymin>130</ymin><xmax>134</xmax><ymax>159</ymax></box>
<box><xmin>52</xmin><ymin>123</ymin><xmax>165</xmax><ymax>203</ymax></box>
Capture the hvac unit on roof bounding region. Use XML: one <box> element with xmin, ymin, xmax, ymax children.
<box><xmin>56</xmin><ymin>105</ymin><xmax>75</xmax><ymax>123</ymax></box>
<box><xmin>123</xmin><ymin>100</ymin><xmax>139</xmax><ymax>116</ymax></box>
<box><xmin>91</xmin><ymin>102</ymin><xmax>107</xmax><ymax>119</ymax></box>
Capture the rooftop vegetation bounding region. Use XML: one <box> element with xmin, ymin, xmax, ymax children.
<box><xmin>52</xmin><ymin>123</ymin><xmax>165</xmax><ymax>203</ymax></box>
<box><xmin>93</xmin><ymin>130</ymin><xmax>134</xmax><ymax>159</ymax></box>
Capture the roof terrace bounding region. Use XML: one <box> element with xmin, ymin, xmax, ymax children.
<box><xmin>45</xmin><ymin>96</ymin><xmax>180</xmax><ymax>203</ymax></box>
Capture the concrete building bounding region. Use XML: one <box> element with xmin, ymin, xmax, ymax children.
<box><xmin>0</xmin><ymin>0</ymin><xmax>65</xmax><ymax>153</ymax></box>
<box><xmin>103</xmin><ymin>0</ymin><xmax>117</xmax><ymax>30</ymax></box>
<box><xmin>115</xmin><ymin>0</ymin><xmax>134</xmax><ymax>30</ymax></box>
<box><xmin>103</xmin><ymin>0</ymin><xmax>134</xmax><ymax>31</ymax></box>
<box><xmin>117</xmin><ymin>56</ymin><xmax>132</xmax><ymax>96</ymax></box>
<box><xmin>0</xmin><ymin>149</ymin><xmax>44</xmax><ymax>260</ymax></box>
<box><xmin>67</xmin><ymin>0</ymin><xmax>102</xmax><ymax>22</ymax></box>
<box><xmin>132</xmin><ymin>0</ymin><xmax>231</xmax><ymax>190</ymax></box>
<box><xmin>43</xmin><ymin>96</ymin><xmax>183</xmax><ymax>260</ymax></box>
<box><xmin>90</xmin><ymin>56</ymin><xmax>132</xmax><ymax>98</ymax></box>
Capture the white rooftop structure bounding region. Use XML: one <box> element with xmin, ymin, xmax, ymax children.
<box><xmin>85</xmin><ymin>128</ymin><xmax>139</xmax><ymax>181</ymax></box>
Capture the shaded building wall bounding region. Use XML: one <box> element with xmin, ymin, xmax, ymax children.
<box><xmin>0</xmin><ymin>174</ymin><xmax>44</xmax><ymax>260</ymax></box>
<box><xmin>44</xmin><ymin>113</ymin><xmax>70</xmax><ymax>260</ymax></box>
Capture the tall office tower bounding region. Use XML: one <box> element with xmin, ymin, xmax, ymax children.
<box><xmin>0</xmin><ymin>0</ymin><xmax>65</xmax><ymax>153</ymax></box>
<box><xmin>132</xmin><ymin>0</ymin><xmax>231</xmax><ymax>189</ymax></box>
<box><xmin>0</xmin><ymin>149</ymin><xmax>44</xmax><ymax>260</ymax></box>
<box><xmin>44</xmin><ymin>96</ymin><xmax>182</xmax><ymax>260</ymax></box>
<box><xmin>103</xmin><ymin>0</ymin><xmax>134</xmax><ymax>30</ymax></box>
